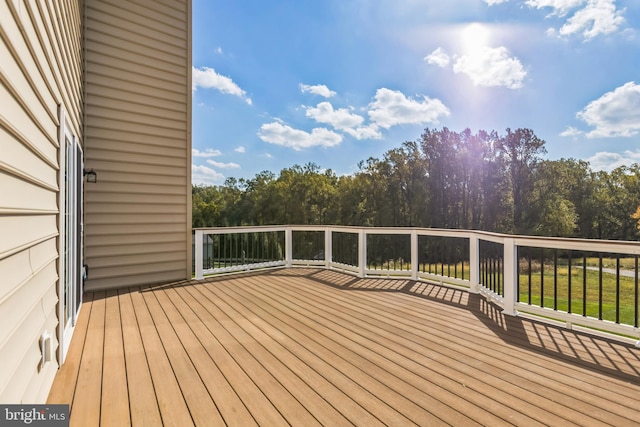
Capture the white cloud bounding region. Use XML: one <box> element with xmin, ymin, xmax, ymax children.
<box><xmin>586</xmin><ymin>150</ymin><xmax>640</xmax><ymax>171</ymax></box>
<box><xmin>577</xmin><ymin>82</ymin><xmax>640</xmax><ymax>138</ymax></box>
<box><xmin>526</xmin><ymin>0</ymin><xmax>625</xmax><ymax>39</ymax></box>
<box><xmin>525</xmin><ymin>0</ymin><xmax>585</xmax><ymax>16</ymax></box>
<box><xmin>560</xmin><ymin>126</ymin><xmax>583</xmax><ymax>137</ymax></box>
<box><xmin>306</xmin><ymin>102</ymin><xmax>364</xmax><ymax>129</ymax></box>
<box><xmin>300</xmin><ymin>84</ymin><xmax>337</xmax><ymax>98</ymax></box>
<box><xmin>192</xmin><ymin>164</ymin><xmax>225</xmax><ymax>185</ymax></box>
<box><xmin>192</xmin><ymin>66</ymin><xmax>253</xmax><ymax>105</ymax></box>
<box><xmin>425</xmin><ymin>47</ymin><xmax>450</xmax><ymax>67</ymax></box>
<box><xmin>343</xmin><ymin>124</ymin><xmax>383</xmax><ymax>140</ymax></box>
<box><xmin>192</xmin><ymin>148</ymin><xmax>222</xmax><ymax>158</ymax></box>
<box><xmin>258</xmin><ymin>122</ymin><xmax>343</xmax><ymax>151</ymax></box>
<box><xmin>485</xmin><ymin>0</ymin><xmax>510</xmax><ymax>5</ymax></box>
<box><xmin>234</xmin><ymin>146</ymin><xmax>246</xmax><ymax>153</ymax></box>
<box><xmin>368</xmin><ymin>88</ymin><xmax>450</xmax><ymax>129</ymax></box>
<box><xmin>559</xmin><ymin>0</ymin><xmax>625</xmax><ymax>39</ymax></box>
<box><xmin>206</xmin><ymin>159</ymin><xmax>240</xmax><ymax>169</ymax></box>
<box><xmin>305</xmin><ymin>102</ymin><xmax>382</xmax><ymax>140</ymax></box>
<box><xmin>453</xmin><ymin>46</ymin><xmax>527</xmax><ymax>89</ymax></box>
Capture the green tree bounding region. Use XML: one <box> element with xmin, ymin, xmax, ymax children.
<box><xmin>497</xmin><ymin>128</ymin><xmax>547</xmax><ymax>234</ymax></box>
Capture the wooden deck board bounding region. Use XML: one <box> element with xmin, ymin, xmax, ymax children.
<box><xmin>178</xmin><ymin>283</ymin><xmax>324</xmax><ymax>427</ymax></box>
<box><xmin>239</xmin><ymin>274</ymin><xmax>563</xmax><ymax>426</ymax></box>
<box><xmin>140</xmin><ymin>287</ymin><xmax>225</xmax><ymax>427</ymax></box>
<box><xmin>49</xmin><ymin>268</ymin><xmax>640</xmax><ymax>426</ymax></box>
<box><xmin>190</xmin><ymin>279</ymin><xmax>416</xmax><ymax>426</ymax></box>
<box><xmin>100</xmin><ymin>290</ymin><xmax>130</xmax><ymax>427</ymax></box>
<box><xmin>175</xmin><ymin>284</ymin><xmax>355</xmax><ymax>426</ymax></box>
<box><xmin>269</xmin><ymin>273</ymin><xmax>631</xmax><ymax>425</ymax></box>
<box><xmin>70</xmin><ymin>290</ymin><xmax>105</xmax><ymax>427</ymax></box>
<box><xmin>213</xmin><ymin>276</ymin><xmax>483</xmax><ymax>426</ymax></box>
<box><xmin>47</xmin><ymin>292</ymin><xmax>93</xmax><ymax>405</ymax></box>
<box><xmin>152</xmin><ymin>287</ymin><xmax>258</xmax><ymax>426</ymax></box>
<box><xmin>128</xmin><ymin>288</ymin><xmax>194</xmax><ymax>427</ymax></box>
<box><xmin>118</xmin><ymin>289</ymin><xmax>163</xmax><ymax>427</ymax></box>
<box><xmin>171</xmin><ymin>284</ymin><xmax>291</xmax><ymax>426</ymax></box>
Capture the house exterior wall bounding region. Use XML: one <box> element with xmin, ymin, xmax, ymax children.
<box><xmin>0</xmin><ymin>0</ymin><xmax>191</xmax><ymax>404</ymax></box>
<box><xmin>0</xmin><ymin>0</ymin><xmax>83</xmax><ymax>403</ymax></box>
<box><xmin>83</xmin><ymin>0</ymin><xmax>192</xmax><ymax>290</ymax></box>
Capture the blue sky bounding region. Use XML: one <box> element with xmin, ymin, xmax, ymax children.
<box><xmin>191</xmin><ymin>0</ymin><xmax>640</xmax><ymax>185</ymax></box>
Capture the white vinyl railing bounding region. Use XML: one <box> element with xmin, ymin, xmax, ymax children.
<box><xmin>194</xmin><ymin>225</ymin><xmax>640</xmax><ymax>342</ymax></box>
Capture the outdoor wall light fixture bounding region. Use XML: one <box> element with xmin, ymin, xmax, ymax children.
<box><xmin>83</xmin><ymin>168</ymin><xmax>97</xmax><ymax>183</ymax></box>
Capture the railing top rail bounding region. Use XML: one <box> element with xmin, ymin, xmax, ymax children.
<box><xmin>194</xmin><ymin>225</ymin><xmax>640</xmax><ymax>254</ymax></box>
<box><xmin>512</xmin><ymin>236</ymin><xmax>640</xmax><ymax>255</ymax></box>
<box><xmin>195</xmin><ymin>225</ymin><xmax>288</xmax><ymax>234</ymax></box>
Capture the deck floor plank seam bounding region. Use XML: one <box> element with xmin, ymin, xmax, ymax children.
<box><xmin>359</xmin><ymin>281</ymin><xmax>640</xmax><ymax>400</ymax></box>
<box><xmin>211</xmin><ymin>276</ymin><xmax>494</xmax><ymax>427</ymax></box>
<box><xmin>305</xmin><ymin>271</ymin><xmax>640</xmax><ymax>393</ymax></box>
<box><xmin>270</xmin><ymin>270</ymin><xmax>640</xmax><ymax>422</ymax></box>
<box><xmin>46</xmin><ymin>291</ymin><xmax>94</xmax><ymax>406</ymax></box>
<box><xmin>163</xmin><ymin>285</ymin><xmax>288</xmax><ymax>426</ymax></box>
<box><xmin>117</xmin><ymin>289</ymin><xmax>163</xmax><ymax>427</ymax></box>
<box><xmin>129</xmin><ymin>287</ymin><xmax>195</xmax><ymax>427</ymax></box>
<box><xmin>254</xmin><ymin>272</ymin><xmax>632</xmax><ymax>422</ymax></box>
<box><xmin>171</xmin><ymin>282</ymin><xmax>306</xmax><ymax>426</ymax></box>
<box><xmin>100</xmin><ymin>289</ymin><xmax>131</xmax><ymax>427</ymax></box>
<box><xmin>140</xmin><ymin>287</ymin><xmax>226</xmax><ymax>426</ymax></box>
<box><xmin>237</xmin><ymin>275</ymin><xmax>574</xmax><ymax>426</ymax></box>
<box><xmin>69</xmin><ymin>290</ymin><xmax>106</xmax><ymax>427</ymax></box>
<box><xmin>152</xmin><ymin>286</ymin><xmax>259</xmax><ymax>426</ymax></box>
<box><xmin>192</xmin><ymin>279</ymin><xmax>433</xmax><ymax>426</ymax></box>
<box><xmin>181</xmin><ymin>281</ymin><xmax>355</xmax><ymax>427</ymax></box>
<box><xmin>47</xmin><ymin>269</ymin><xmax>640</xmax><ymax>427</ymax></box>
<box><xmin>169</xmin><ymin>282</ymin><xmax>361</xmax><ymax>427</ymax></box>
<box><xmin>165</xmin><ymin>284</ymin><xmax>383</xmax><ymax>426</ymax></box>
<box><xmin>350</xmin><ymin>273</ymin><xmax>640</xmax><ymax>370</ymax></box>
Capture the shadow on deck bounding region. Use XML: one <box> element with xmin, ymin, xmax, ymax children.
<box><xmin>48</xmin><ymin>268</ymin><xmax>640</xmax><ymax>426</ymax></box>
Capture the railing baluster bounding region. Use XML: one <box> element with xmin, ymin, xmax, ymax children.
<box><xmin>553</xmin><ymin>250</ymin><xmax>558</xmax><ymax>311</ymax></box>
<box><xmin>567</xmin><ymin>251</ymin><xmax>572</xmax><ymax>314</ymax></box>
<box><xmin>633</xmin><ymin>255</ymin><xmax>638</xmax><ymax>328</ymax></box>
<box><xmin>540</xmin><ymin>249</ymin><xmax>545</xmax><ymax>309</ymax></box>
<box><xmin>527</xmin><ymin>253</ymin><xmax>532</xmax><ymax>305</ymax></box>
<box><xmin>582</xmin><ymin>255</ymin><xmax>587</xmax><ymax>317</ymax></box>
<box><xmin>192</xmin><ymin>226</ymin><xmax>640</xmax><ymax>339</ymax></box>
<box><xmin>599</xmin><ymin>254</ymin><xmax>603</xmax><ymax>320</ymax></box>
<box><xmin>616</xmin><ymin>256</ymin><xmax>620</xmax><ymax>324</ymax></box>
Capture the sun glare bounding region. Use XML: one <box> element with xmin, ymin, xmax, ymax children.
<box><xmin>460</xmin><ymin>23</ymin><xmax>491</xmax><ymax>51</ymax></box>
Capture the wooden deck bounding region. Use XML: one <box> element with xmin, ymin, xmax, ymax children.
<box><xmin>48</xmin><ymin>268</ymin><xmax>640</xmax><ymax>426</ymax></box>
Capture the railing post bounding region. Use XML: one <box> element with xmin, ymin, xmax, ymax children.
<box><xmin>358</xmin><ymin>229</ymin><xmax>366</xmax><ymax>278</ymax></box>
<box><xmin>325</xmin><ymin>227</ymin><xmax>332</xmax><ymax>269</ymax></box>
<box><xmin>469</xmin><ymin>235</ymin><xmax>479</xmax><ymax>294</ymax></box>
<box><xmin>285</xmin><ymin>227</ymin><xmax>293</xmax><ymax>268</ymax></box>
<box><xmin>503</xmin><ymin>237</ymin><xmax>518</xmax><ymax>316</ymax></box>
<box><xmin>195</xmin><ymin>229</ymin><xmax>204</xmax><ymax>280</ymax></box>
<box><xmin>411</xmin><ymin>230</ymin><xmax>418</xmax><ymax>280</ymax></box>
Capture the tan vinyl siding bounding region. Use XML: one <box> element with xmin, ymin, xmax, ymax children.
<box><xmin>84</xmin><ymin>0</ymin><xmax>192</xmax><ymax>290</ymax></box>
<box><xmin>0</xmin><ymin>0</ymin><xmax>83</xmax><ymax>404</ymax></box>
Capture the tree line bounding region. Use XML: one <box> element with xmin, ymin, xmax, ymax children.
<box><xmin>193</xmin><ymin>127</ymin><xmax>640</xmax><ymax>240</ymax></box>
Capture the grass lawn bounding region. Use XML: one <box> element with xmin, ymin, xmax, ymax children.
<box><xmin>518</xmin><ymin>262</ymin><xmax>639</xmax><ymax>326</ymax></box>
